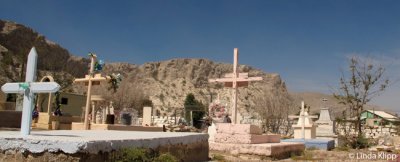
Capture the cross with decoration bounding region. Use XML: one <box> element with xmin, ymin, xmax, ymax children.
<box><xmin>1</xmin><ymin>47</ymin><xmax>60</xmax><ymax>136</ymax></box>
<box><xmin>73</xmin><ymin>53</ymin><xmax>122</xmax><ymax>130</ymax></box>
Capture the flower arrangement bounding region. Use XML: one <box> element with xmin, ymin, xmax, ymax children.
<box><xmin>108</xmin><ymin>73</ymin><xmax>122</xmax><ymax>92</ymax></box>
<box><xmin>94</xmin><ymin>60</ymin><xmax>105</xmax><ymax>72</ymax></box>
<box><xmin>209</xmin><ymin>102</ymin><xmax>226</xmax><ymax>118</ymax></box>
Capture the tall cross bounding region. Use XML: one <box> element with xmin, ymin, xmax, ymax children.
<box><xmin>209</xmin><ymin>48</ymin><xmax>263</xmax><ymax>124</ymax></box>
<box><xmin>73</xmin><ymin>54</ymin><xmax>110</xmax><ymax>130</ymax></box>
<box><xmin>1</xmin><ymin>47</ymin><xmax>60</xmax><ymax>136</ymax></box>
<box><xmin>289</xmin><ymin>101</ymin><xmax>318</xmax><ymax>139</ymax></box>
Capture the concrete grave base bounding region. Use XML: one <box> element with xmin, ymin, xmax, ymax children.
<box><xmin>0</xmin><ymin>130</ymin><xmax>209</xmax><ymax>162</ymax></box>
<box><xmin>282</xmin><ymin>139</ymin><xmax>335</xmax><ymax>150</ymax></box>
<box><xmin>210</xmin><ymin>123</ymin><xmax>305</xmax><ymax>159</ymax></box>
<box><xmin>214</xmin><ymin>133</ymin><xmax>280</xmax><ymax>144</ymax></box>
<box><xmin>210</xmin><ymin>142</ymin><xmax>304</xmax><ymax>159</ymax></box>
<box><xmin>71</xmin><ymin>122</ymin><xmax>163</xmax><ymax>132</ymax></box>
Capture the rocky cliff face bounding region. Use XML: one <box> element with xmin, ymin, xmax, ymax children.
<box><xmin>102</xmin><ymin>59</ymin><xmax>290</xmax><ymax>117</ymax></box>
<box><xmin>0</xmin><ymin>20</ymin><xmax>88</xmax><ymax>86</ymax></box>
<box><xmin>0</xmin><ymin>19</ymin><xmax>291</xmax><ymax>118</ymax></box>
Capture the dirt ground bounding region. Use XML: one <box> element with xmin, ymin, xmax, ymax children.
<box><xmin>210</xmin><ymin>149</ymin><xmax>400</xmax><ymax>162</ymax></box>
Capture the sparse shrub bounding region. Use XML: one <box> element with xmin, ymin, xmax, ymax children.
<box><xmin>159</xmin><ymin>93</ymin><xmax>165</xmax><ymax>103</ymax></box>
<box><xmin>334</xmin><ymin>146</ymin><xmax>350</xmax><ymax>152</ymax></box>
<box><xmin>153</xmin><ymin>153</ymin><xmax>177</xmax><ymax>162</ymax></box>
<box><xmin>306</xmin><ymin>146</ymin><xmax>319</xmax><ymax>151</ymax></box>
<box><xmin>338</xmin><ymin>134</ymin><xmax>371</xmax><ymax>149</ymax></box>
<box><xmin>181</xmin><ymin>80</ymin><xmax>186</xmax><ymax>86</ymax></box>
<box><xmin>113</xmin><ymin>147</ymin><xmax>179</xmax><ymax>162</ymax></box>
<box><xmin>114</xmin><ymin>148</ymin><xmax>150</xmax><ymax>162</ymax></box>
<box><xmin>212</xmin><ymin>154</ymin><xmax>226</xmax><ymax>162</ymax></box>
<box><xmin>291</xmin><ymin>150</ymin><xmax>314</xmax><ymax>160</ymax></box>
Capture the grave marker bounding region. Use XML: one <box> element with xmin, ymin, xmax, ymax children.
<box><xmin>73</xmin><ymin>54</ymin><xmax>110</xmax><ymax>130</ymax></box>
<box><xmin>1</xmin><ymin>47</ymin><xmax>60</xmax><ymax>135</ymax></box>
<box><xmin>209</xmin><ymin>48</ymin><xmax>263</xmax><ymax>124</ymax></box>
<box><xmin>142</xmin><ymin>107</ymin><xmax>152</xmax><ymax>126</ymax></box>
<box><xmin>289</xmin><ymin>101</ymin><xmax>318</xmax><ymax>139</ymax></box>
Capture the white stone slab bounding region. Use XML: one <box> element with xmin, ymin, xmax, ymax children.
<box><xmin>0</xmin><ymin>130</ymin><xmax>208</xmax><ymax>154</ymax></box>
<box><xmin>142</xmin><ymin>107</ymin><xmax>152</xmax><ymax>126</ymax></box>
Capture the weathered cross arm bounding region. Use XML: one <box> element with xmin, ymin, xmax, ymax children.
<box><xmin>288</xmin><ymin>115</ymin><xmax>300</xmax><ymax>119</ymax></box>
<box><xmin>74</xmin><ymin>75</ymin><xmax>111</xmax><ymax>83</ymax></box>
<box><xmin>2</xmin><ymin>82</ymin><xmax>60</xmax><ymax>93</ymax></box>
<box><xmin>224</xmin><ymin>73</ymin><xmax>249</xmax><ymax>78</ymax></box>
<box><xmin>74</xmin><ymin>76</ymin><xmax>111</xmax><ymax>82</ymax></box>
<box><xmin>288</xmin><ymin>115</ymin><xmax>319</xmax><ymax>119</ymax></box>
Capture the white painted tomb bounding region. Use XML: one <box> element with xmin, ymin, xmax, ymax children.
<box><xmin>289</xmin><ymin>101</ymin><xmax>318</xmax><ymax>139</ymax></box>
<box><xmin>315</xmin><ymin>106</ymin><xmax>336</xmax><ymax>137</ymax></box>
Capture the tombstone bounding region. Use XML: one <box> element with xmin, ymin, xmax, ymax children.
<box><xmin>109</xmin><ymin>101</ymin><xmax>115</xmax><ymax>115</ymax></box>
<box><xmin>90</xmin><ymin>95</ymin><xmax>106</xmax><ymax>124</ymax></box>
<box><xmin>102</xmin><ymin>106</ymin><xmax>107</xmax><ymax>124</ymax></box>
<box><xmin>289</xmin><ymin>101</ymin><xmax>318</xmax><ymax>139</ymax></box>
<box><xmin>315</xmin><ymin>100</ymin><xmax>336</xmax><ymax>138</ymax></box>
<box><xmin>131</xmin><ymin>109</ymin><xmax>139</xmax><ymax>125</ymax></box>
<box><xmin>1</xmin><ymin>47</ymin><xmax>60</xmax><ymax>135</ymax></box>
<box><xmin>208</xmin><ymin>123</ymin><xmax>217</xmax><ymax>142</ymax></box>
<box><xmin>120</xmin><ymin>110</ymin><xmax>132</xmax><ymax>125</ymax></box>
<box><xmin>142</xmin><ymin>107</ymin><xmax>152</xmax><ymax>126</ymax></box>
<box><xmin>96</xmin><ymin>110</ymin><xmax>102</xmax><ymax>124</ymax></box>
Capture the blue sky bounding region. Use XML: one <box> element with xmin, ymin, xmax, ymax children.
<box><xmin>1</xmin><ymin>1</ymin><xmax>399</xmax><ymax>112</ymax></box>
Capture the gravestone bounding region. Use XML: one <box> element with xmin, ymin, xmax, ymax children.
<box><xmin>315</xmin><ymin>106</ymin><xmax>336</xmax><ymax>137</ymax></box>
<box><xmin>142</xmin><ymin>107</ymin><xmax>152</xmax><ymax>126</ymax></box>
<box><xmin>289</xmin><ymin>101</ymin><xmax>318</xmax><ymax>139</ymax></box>
<box><xmin>208</xmin><ymin>123</ymin><xmax>217</xmax><ymax>142</ymax></box>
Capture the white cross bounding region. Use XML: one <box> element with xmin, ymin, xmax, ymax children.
<box><xmin>1</xmin><ymin>47</ymin><xmax>60</xmax><ymax>136</ymax></box>
<box><xmin>289</xmin><ymin>101</ymin><xmax>318</xmax><ymax>139</ymax></box>
<box><xmin>209</xmin><ymin>48</ymin><xmax>263</xmax><ymax>124</ymax></box>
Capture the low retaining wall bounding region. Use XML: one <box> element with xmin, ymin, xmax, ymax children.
<box><xmin>0</xmin><ymin>141</ymin><xmax>207</xmax><ymax>162</ymax></box>
<box><xmin>0</xmin><ymin>130</ymin><xmax>209</xmax><ymax>162</ymax></box>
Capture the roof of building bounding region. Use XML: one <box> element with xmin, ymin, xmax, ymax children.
<box><xmin>362</xmin><ymin>110</ymin><xmax>399</xmax><ymax>121</ymax></box>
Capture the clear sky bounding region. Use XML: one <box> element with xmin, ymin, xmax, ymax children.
<box><xmin>1</xmin><ymin>0</ymin><xmax>399</xmax><ymax>112</ymax></box>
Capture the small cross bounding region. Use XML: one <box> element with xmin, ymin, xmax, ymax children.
<box><xmin>209</xmin><ymin>48</ymin><xmax>263</xmax><ymax>124</ymax></box>
<box><xmin>1</xmin><ymin>47</ymin><xmax>60</xmax><ymax>136</ymax></box>
<box><xmin>289</xmin><ymin>101</ymin><xmax>318</xmax><ymax>139</ymax></box>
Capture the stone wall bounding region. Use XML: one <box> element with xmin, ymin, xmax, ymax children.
<box><xmin>0</xmin><ymin>111</ymin><xmax>21</xmax><ymax>128</ymax></box>
<box><xmin>337</xmin><ymin>123</ymin><xmax>398</xmax><ymax>138</ymax></box>
<box><xmin>0</xmin><ymin>102</ymin><xmax>15</xmax><ymax>111</ymax></box>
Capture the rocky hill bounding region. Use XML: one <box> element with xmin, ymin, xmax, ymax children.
<box><xmin>0</xmin><ymin>19</ymin><xmax>291</xmax><ymax>119</ymax></box>
<box><xmin>0</xmin><ymin>20</ymin><xmax>89</xmax><ymax>90</ymax></box>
